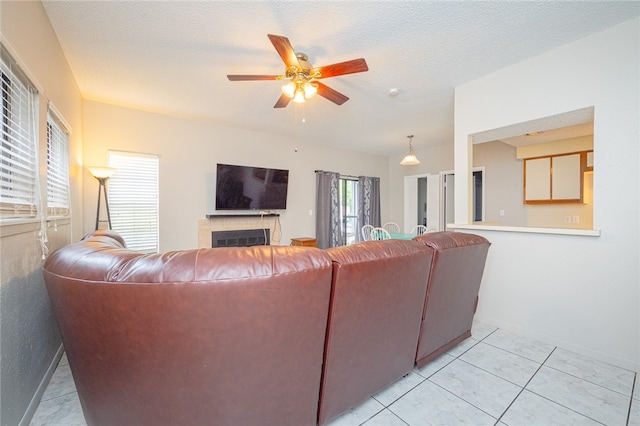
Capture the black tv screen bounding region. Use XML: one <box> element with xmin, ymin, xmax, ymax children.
<box><xmin>215</xmin><ymin>163</ymin><xmax>289</xmax><ymax>211</ymax></box>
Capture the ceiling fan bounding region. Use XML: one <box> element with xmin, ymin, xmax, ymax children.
<box><xmin>227</xmin><ymin>34</ymin><xmax>369</xmax><ymax>108</ymax></box>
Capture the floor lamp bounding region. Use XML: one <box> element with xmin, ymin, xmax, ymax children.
<box><xmin>88</xmin><ymin>166</ymin><xmax>116</xmax><ymax>230</ymax></box>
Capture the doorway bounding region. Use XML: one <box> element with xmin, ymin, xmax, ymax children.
<box><xmin>404</xmin><ymin>173</ymin><xmax>440</xmax><ymax>232</ymax></box>
<box><xmin>404</xmin><ymin>168</ymin><xmax>484</xmax><ymax>232</ymax></box>
<box><xmin>473</xmin><ymin>169</ymin><xmax>484</xmax><ymax>222</ymax></box>
<box><xmin>442</xmin><ymin>172</ymin><xmax>455</xmax><ymax>230</ymax></box>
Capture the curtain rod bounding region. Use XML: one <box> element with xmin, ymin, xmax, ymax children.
<box><xmin>314</xmin><ymin>170</ymin><xmax>360</xmax><ymax>179</ymax></box>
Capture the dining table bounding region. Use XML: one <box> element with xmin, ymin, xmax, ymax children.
<box><xmin>389</xmin><ymin>232</ymin><xmax>415</xmax><ymax>240</ymax></box>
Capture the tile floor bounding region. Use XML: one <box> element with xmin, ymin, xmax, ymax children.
<box><xmin>31</xmin><ymin>322</ymin><xmax>639</xmax><ymax>426</ymax></box>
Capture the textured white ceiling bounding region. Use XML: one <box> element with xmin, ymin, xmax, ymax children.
<box><xmin>42</xmin><ymin>1</ymin><xmax>640</xmax><ymax>156</ymax></box>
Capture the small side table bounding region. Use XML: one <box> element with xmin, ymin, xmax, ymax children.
<box><xmin>291</xmin><ymin>237</ymin><xmax>317</xmax><ymax>247</ymax></box>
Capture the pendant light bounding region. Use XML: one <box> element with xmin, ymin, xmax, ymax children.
<box><xmin>400</xmin><ymin>135</ymin><xmax>420</xmax><ymax>165</ymax></box>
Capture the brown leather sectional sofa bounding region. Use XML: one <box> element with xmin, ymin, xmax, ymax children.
<box><xmin>43</xmin><ymin>230</ymin><xmax>489</xmax><ymax>426</ymax></box>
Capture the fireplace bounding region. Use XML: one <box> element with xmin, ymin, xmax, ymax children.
<box><xmin>211</xmin><ymin>229</ymin><xmax>270</xmax><ymax>247</ymax></box>
<box><xmin>198</xmin><ymin>215</ymin><xmax>279</xmax><ymax>248</ymax></box>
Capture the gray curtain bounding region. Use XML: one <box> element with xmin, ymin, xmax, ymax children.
<box><xmin>356</xmin><ymin>176</ymin><xmax>381</xmax><ymax>242</ymax></box>
<box><xmin>315</xmin><ymin>171</ymin><xmax>340</xmax><ymax>249</ymax></box>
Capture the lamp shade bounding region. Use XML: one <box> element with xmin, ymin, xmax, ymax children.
<box><xmin>303</xmin><ymin>83</ymin><xmax>317</xmax><ymax>99</ymax></box>
<box><xmin>88</xmin><ymin>166</ymin><xmax>116</xmax><ymax>179</ymax></box>
<box><xmin>293</xmin><ymin>89</ymin><xmax>306</xmax><ymax>103</ymax></box>
<box><xmin>400</xmin><ymin>154</ymin><xmax>420</xmax><ymax>165</ymax></box>
<box><xmin>281</xmin><ymin>81</ymin><xmax>296</xmax><ymax>98</ymax></box>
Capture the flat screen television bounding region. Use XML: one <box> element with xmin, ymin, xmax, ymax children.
<box><xmin>215</xmin><ymin>163</ymin><xmax>289</xmax><ymax>211</ymax></box>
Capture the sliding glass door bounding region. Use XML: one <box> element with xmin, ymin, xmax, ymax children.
<box><xmin>339</xmin><ymin>177</ymin><xmax>359</xmax><ymax>245</ymax></box>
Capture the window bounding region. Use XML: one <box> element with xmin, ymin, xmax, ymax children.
<box><xmin>0</xmin><ymin>46</ymin><xmax>38</xmax><ymax>219</ymax></box>
<box><xmin>46</xmin><ymin>110</ymin><xmax>70</xmax><ymax>216</ymax></box>
<box><xmin>339</xmin><ymin>177</ymin><xmax>358</xmax><ymax>245</ymax></box>
<box><xmin>108</xmin><ymin>151</ymin><xmax>159</xmax><ymax>253</ymax></box>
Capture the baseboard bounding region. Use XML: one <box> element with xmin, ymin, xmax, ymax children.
<box><xmin>18</xmin><ymin>343</ymin><xmax>65</xmax><ymax>426</ymax></box>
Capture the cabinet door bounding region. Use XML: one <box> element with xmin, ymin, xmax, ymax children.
<box><xmin>552</xmin><ymin>154</ymin><xmax>581</xmax><ymax>200</ymax></box>
<box><xmin>525</xmin><ymin>157</ymin><xmax>551</xmax><ymax>201</ymax></box>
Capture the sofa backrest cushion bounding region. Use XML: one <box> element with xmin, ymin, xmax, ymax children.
<box><xmin>318</xmin><ymin>239</ymin><xmax>433</xmax><ymax>425</ymax></box>
<box><xmin>413</xmin><ymin>231</ymin><xmax>491</xmax><ymax>366</ymax></box>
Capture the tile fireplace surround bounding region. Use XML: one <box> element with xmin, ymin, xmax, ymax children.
<box><xmin>198</xmin><ymin>215</ymin><xmax>280</xmax><ymax>248</ymax></box>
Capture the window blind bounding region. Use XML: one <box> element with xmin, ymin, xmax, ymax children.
<box><xmin>0</xmin><ymin>47</ymin><xmax>38</xmax><ymax>219</ymax></box>
<box><xmin>46</xmin><ymin>111</ymin><xmax>70</xmax><ymax>216</ymax></box>
<box><xmin>108</xmin><ymin>151</ymin><xmax>159</xmax><ymax>253</ymax></box>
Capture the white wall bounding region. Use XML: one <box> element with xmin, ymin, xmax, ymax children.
<box><xmin>454</xmin><ymin>18</ymin><xmax>639</xmax><ymax>370</ymax></box>
<box><xmin>0</xmin><ymin>2</ymin><xmax>83</xmax><ymax>424</ymax></box>
<box><xmin>82</xmin><ymin>101</ymin><xmax>389</xmax><ymax>251</ymax></box>
<box><xmin>473</xmin><ymin>141</ymin><xmax>525</xmax><ymax>226</ymax></box>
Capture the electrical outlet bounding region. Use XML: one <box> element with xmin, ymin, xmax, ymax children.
<box><xmin>572</xmin><ymin>215</ymin><xmax>580</xmax><ymax>223</ymax></box>
<box><xmin>499</xmin><ymin>209</ymin><xmax>505</xmax><ymax>217</ymax></box>
<box><xmin>563</xmin><ymin>216</ymin><xmax>571</xmax><ymax>224</ymax></box>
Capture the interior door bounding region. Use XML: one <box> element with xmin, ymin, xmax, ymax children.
<box><xmin>403</xmin><ymin>176</ymin><xmax>418</xmax><ymax>233</ymax></box>
<box><xmin>442</xmin><ymin>173</ymin><xmax>455</xmax><ymax>230</ymax></box>
<box><xmin>426</xmin><ymin>174</ymin><xmax>440</xmax><ymax>231</ymax></box>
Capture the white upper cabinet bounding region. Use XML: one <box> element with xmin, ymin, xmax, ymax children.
<box><xmin>524</xmin><ymin>152</ymin><xmax>590</xmax><ymax>204</ymax></box>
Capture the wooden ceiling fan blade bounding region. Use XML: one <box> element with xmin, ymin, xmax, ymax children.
<box><xmin>315</xmin><ymin>82</ymin><xmax>349</xmax><ymax>105</ymax></box>
<box><xmin>227</xmin><ymin>75</ymin><xmax>280</xmax><ymax>81</ymax></box>
<box><xmin>274</xmin><ymin>93</ymin><xmax>291</xmax><ymax>108</ymax></box>
<box><xmin>267</xmin><ymin>34</ymin><xmax>299</xmax><ymax>68</ymax></box>
<box><xmin>314</xmin><ymin>58</ymin><xmax>368</xmax><ymax>79</ymax></box>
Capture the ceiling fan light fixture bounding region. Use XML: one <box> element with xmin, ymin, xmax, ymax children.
<box><xmin>281</xmin><ymin>80</ymin><xmax>296</xmax><ymax>98</ymax></box>
<box><xmin>286</xmin><ymin>79</ymin><xmax>317</xmax><ymax>103</ymax></box>
<box><xmin>400</xmin><ymin>135</ymin><xmax>420</xmax><ymax>165</ymax></box>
